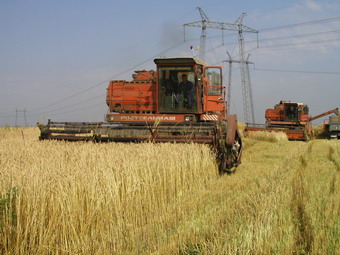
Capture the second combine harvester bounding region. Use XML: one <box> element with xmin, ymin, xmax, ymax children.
<box><xmin>38</xmin><ymin>57</ymin><xmax>243</xmax><ymax>173</ymax></box>
<box><xmin>245</xmin><ymin>100</ymin><xmax>339</xmax><ymax>140</ymax></box>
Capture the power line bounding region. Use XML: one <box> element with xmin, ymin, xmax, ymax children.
<box><xmin>202</xmin><ymin>30</ymin><xmax>340</xmax><ymax>52</ymax></box>
<box><xmin>258</xmin><ymin>38</ymin><xmax>340</xmax><ymax>48</ymax></box>
<box><xmin>185</xmin><ymin>7</ymin><xmax>258</xmax><ymax>123</ymax></box>
<box><xmin>28</xmin><ymin>95</ymin><xmax>104</xmax><ymax>117</ymax></box>
<box><xmin>253</xmin><ymin>67</ymin><xmax>340</xmax><ymax>75</ymax></box>
<box><xmin>253</xmin><ymin>30</ymin><xmax>340</xmax><ymax>44</ymax></box>
<box><xmin>259</xmin><ymin>16</ymin><xmax>340</xmax><ymax>32</ymax></box>
<box><xmin>186</xmin><ymin>16</ymin><xmax>340</xmax><ymax>42</ymax></box>
<box><xmin>3</xmin><ymin>16</ymin><xmax>340</xmax><ymax>122</ymax></box>
<box><xmin>28</xmin><ymin>41</ymin><xmax>185</xmax><ymax>114</ymax></box>
<box><xmin>39</xmin><ymin>102</ymin><xmax>104</xmax><ymax>117</ymax></box>
<box><xmin>29</xmin><ymin>80</ymin><xmax>108</xmax><ymax>113</ymax></box>
<box><xmin>203</xmin><ymin>30</ymin><xmax>340</xmax><ymax>58</ymax></box>
<box><xmin>207</xmin><ymin>37</ymin><xmax>340</xmax><ymax>59</ymax></box>
<box><xmin>29</xmin><ymin>16</ymin><xmax>340</xmax><ymax>116</ymax></box>
<box><xmin>0</xmin><ymin>41</ymin><xmax>186</xmax><ymax>120</ymax></box>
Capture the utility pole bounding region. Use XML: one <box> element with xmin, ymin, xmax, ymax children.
<box><xmin>15</xmin><ymin>109</ymin><xmax>18</xmax><ymax>127</ymax></box>
<box><xmin>184</xmin><ymin>7</ymin><xmax>258</xmax><ymax>123</ymax></box>
<box><xmin>15</xmin><ymin>108</ymin><xmax>28</xmax><ymax>126</ymax></box>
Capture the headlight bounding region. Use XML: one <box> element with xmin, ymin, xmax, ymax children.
<box><xmin>185</xmin><ymin>116</ymin><xmax>194</xmax><ymax>121</ymax></box>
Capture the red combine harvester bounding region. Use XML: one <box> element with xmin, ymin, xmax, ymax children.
<box><xmin>38</xmin><ymin>57</ymin><xmax>242</xmax><ymax>173</ymax></box>
<box><xmin>245</xmin><ymin>100</ymin><xmax>339</xmax><ymax>140</ymax></box>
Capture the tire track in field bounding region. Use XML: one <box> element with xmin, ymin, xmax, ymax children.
<box><xmin>291</xmin><ymin>142</ymin><xmax>314</xmax><ymax>255</ymax></box>
<box><xmin>327</xmin><ymin>143</ymin><xmax>339</xmax><ymax>196</ymax></box>
<box><xmin>327</xmin><ymin>144</ymin><xmax>340</xmax><ymax>172</ymax></box>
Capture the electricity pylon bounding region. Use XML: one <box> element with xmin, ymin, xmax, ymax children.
<box><xmin>183</xmin><ymin>7</ymin><xmax>210</xmax><ymax>61</ymax></box>
<box><xmin>15</xmin><ymin>108</ymin><xmax>28</xmax><ymax>126</ymax></box>
<box><xmin>224</xmin><ymin>53</ymin><xmax>255</xmax><ymax>123</ymax></box>
<box><xmin>184</xmin><ymin>7</ymin><xmax>258</xmax><ymax>123</ymax></box>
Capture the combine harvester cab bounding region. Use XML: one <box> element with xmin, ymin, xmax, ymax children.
<box><xmin>245</xmin><ymin>100</ymin><xmax>338</xmax><ymax>141</ymax></box>
<box><xmin>38</xmin><ymin>57</ymin><xmax>242</xmax><ymax>173</ymax></box>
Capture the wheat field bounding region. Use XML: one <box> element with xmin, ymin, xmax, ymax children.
<box><xmin>0</xmin><ymin>127</ymin><xmax>339</xmax><ymax>254</ymax></box>
<box><xmin>245</xmin><ymin>130</ymin><xmax>288</xmax><ymax>142</ymax></box>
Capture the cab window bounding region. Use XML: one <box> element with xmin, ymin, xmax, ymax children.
<box><xmin>158</xmin><ymin>66</ymin><xmax>197</xmax><ymax>113</ymax></box>
<box><xmin>205</xmin><ymin>67</ymin><xmax>222</xmax><ymax>96</ymax></box>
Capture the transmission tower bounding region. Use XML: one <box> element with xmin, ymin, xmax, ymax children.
<box><xmin>224</xmin><ymin>53</ymin><xmax>255</xmax><ymax>122</ymax></box>
<box><xmin>184</xmin><ymin>7</ymin><xmax>258</xmax><ymax>123</ymax></box>
<box><xmin>15</xmin><ymin>108</ymin><xmax>28</xmax><ymax>126</ymax></box>
<box><xmin>183</xmin><ymin>7</ymin><xmax>210</xmax><ymax>61</ymax></box>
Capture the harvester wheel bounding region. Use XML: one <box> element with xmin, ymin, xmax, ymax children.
<box><xmin>217</xmin><ymin>132</ymin><xmax>241</xmax><ymax>174</ymax></box>
<box><xmin>217</xmin><ymin>115</ymin><xmax>242</xmax><ymax>174</ymax></box>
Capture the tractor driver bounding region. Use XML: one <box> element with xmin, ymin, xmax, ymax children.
<box><xmin>163</xmin><ymin>71</ymin><xmax>180</xmax><ymax>109</ymax></box>
<box><xmin>178</xmin><ymin>74</ymin><xmax>194</xmax><ymax>109</ymax></box>
<box><xmin>164</xmin><ymin>71</ymin><xmax>177</xmax><ymax>96</ymax></box>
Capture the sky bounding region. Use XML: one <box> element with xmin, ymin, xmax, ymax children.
<box><xmin>1</xmin><ymin>0</ymin><xmax>340</xmax><ymax>126</ymax></box>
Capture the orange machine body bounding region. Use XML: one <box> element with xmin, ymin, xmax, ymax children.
<box><xmin>106</xmin><ymin>57</ymin><xmax>226</xmax><ymax>123</ymax></box>
<box><xmin>265</xmin><ymin>101</ymin><xmax>310</xmax><ymax>125</ymax></box>
<box><xmin>246</xmin><ymin>100</ymin><xmax>338</xmax><ymax>140</ymax></box>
